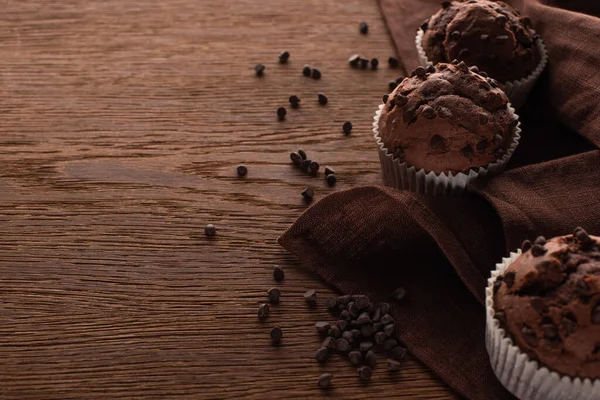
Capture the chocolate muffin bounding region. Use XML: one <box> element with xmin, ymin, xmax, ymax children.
<box><xmin>378</xmin><ymin>61</ymin><xmax>517</xmax><ymax>174</ymax></box>
<box><xmin>493</xmin><ymin>228</ymin><xmax>600</xmax><ymax>379</ymax></box>
<box><xmin>421</xmin><ymin>0</ymin><xmax>540</xmax><ymax>83</ymax></box>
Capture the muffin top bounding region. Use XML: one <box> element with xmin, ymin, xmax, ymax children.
<box><xmin>377</xmin><ymin>61</ymin><xmax>517</xmax><ymax>174</ymax></box>
<box><xmin>421</xmin><ymin>0</ymin><xmax>540</xmax><ymax>83</ymax></box>
<box><xmin>493</xmin><ymin>228</ymin><xmax>600</xmax><ymax>379</ymax></box>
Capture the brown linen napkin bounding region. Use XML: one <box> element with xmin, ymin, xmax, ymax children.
<box><xmin>279</xmin><ymin>1</ymin><xmax>600</xmax><ymax>399</ymax></box>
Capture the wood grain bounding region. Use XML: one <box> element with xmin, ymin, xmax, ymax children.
<box><xmin>0</xmin><ymin>0</ymin><xmax>459</xmax><ymax>398</ymax></box>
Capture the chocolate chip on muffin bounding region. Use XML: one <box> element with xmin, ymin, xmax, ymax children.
<box><xmin>421</xmin><ymin>0</ymin><xmax>540</xmax><ymax>83</ymax></box>
<box><xmin>493</xmin><ymin>229</ymin><xmax>600</xmax><ymax>379</ymax></box>
<box><xmin>377</xmin><ymin>61</ymin><xmax>517</xmax><ymax>174</ymax></box>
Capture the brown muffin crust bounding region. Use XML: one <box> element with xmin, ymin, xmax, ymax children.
<box><xmin>493</xmin><ymin>229</ymin><xmax>600</xmax><ymax>379</ymax></box>
<box><xmin>421</xmin><ymin>0</ymin><xmax>540</xmax><ymax>83</ymax></box>
<box><xmin>378</xmin><ymin>62</ymin><xmax>516</xmax><ymax>174</ymax></box>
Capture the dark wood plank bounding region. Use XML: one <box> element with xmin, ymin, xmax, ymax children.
<box><xmin>0</xmin><ymin>0</ymin><xmax>459</xmax><ymax>398</ymax></box>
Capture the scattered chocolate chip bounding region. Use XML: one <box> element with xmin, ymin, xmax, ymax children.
<box><xmin>322</xmin><ymin>336</ymin><xmax>335</xmax><ymax>349</ymax></box>
<box><xmin>388</xmin><ymin>56</ymin><xmax>399</xmax><ymax>68</ymax></box>
<box><xmin>357</xmin><ymin>366</ymin><xmax>372</xmax><ymax>380</ymax></box>
<box><xmin>349</xmin><ymin>350</ymin><xmax>362</xmax><ymax>365</ymax></box>
<box><xmin>271</xmin><ymin>326</ymin><xmax>283</xmax><ymax>342</ymax></box>
<box><xmin>593</xmin><ymin>304</ymin><xmax>600</xmax><ymax>324</ymax></box>
<box><xmin>324</xmin><ymin>174</ymin><xmax>336</xmax><ymax>187</ymax></box>
<box><xmin>521</xmin><ymin>240</ymin><xmax>532</xmax><ymax>252</ymax></box>
<box><xmin>575</xmin><ymin>228</ymin><xmax>592</xmax><ymax>245</ymax></box>
<box><xmin>371</xmin><ymin>308</ymin><xmax>382</xmax><ymax>322</ymax></box>
<box><xmin>315</xmin><ymin>347</ymin><xmax>330</xmax><ymax>363</ymax></box>
<box><xmin>390</xmin><ymin>346</ymin><xmax>407</xmax><ymax>360</ymax></box>
<box><xmin>318</xmin><ymin>373</ymin><xmax>333</xmax><ymax>389</ymax></box>
<box><xmin>359</xmin><ymin>21</ymin><xmax>368</xmax><ymax>34</ymax></box>
<box><xmin>360</xmin><ymin>341</ymin><xmax>374</xmax><ymax>354</ymax></box>
<box><xmin>255</xmin><ymin>64</ymin><xmax>265</xmax><ymax>76</ymax></box>
<box><xmin>359</xmin><ymin>58</ymin><xmax>369</xmax><ymax>69</ymax></box>
<box><xmin>375</xmin><ymin>331</ymin><xmax>387</xmax><ymax>345</ymax></box>
<box><xmin>354</xmin><ymin>295</ymin><xmax>370</xmax><ymax>310</ymax></box>
<box><xmin>278</xmin><ymin>51</ymin><xmax>290</xmax><ymax>64</ymax></box>
<box><xmin>300</xmin><ymin>159</ymin><xmax>312</xmax><ymax>172</ymax></box>
<box><xmin>458</xmin><ymin>48</ymin><xmax>470</xmax><ymax>58</ymax></box>
<box><xmin>387</xmin><ymin>358</ymin><xmax>401</xmax><ymax>372</ymax></box>
<box><xmin>309</xmin><ymin>161</ymin><xmax>320</xmax><ymax>174</ymax></box>
<box><xmin>316</xmin><ymin>321</ymin><xmax>331</xmax><ymax>334</ymax></box>
<box><xmin>273</xmin><ymin>266</ymin><xmax>285</xmax><ymax>281</ymax></box>
<box><xmin>304</xmin><ymin>289</ymin><xmax>317</xmax><ymax>305</ymax></box>
<box><xmin>342</xmin><ymin>121</ymin><xmax>353</xmax><ymax>135</ymax></box>
<box><xmin>392</xmin><ymin>287</ymin><xmax>407</xmax><ymax>301</ymax></box>
<box><xmin>469</xmin><ymin>65</ymin><xmax>480</xmax><ymax>74</ymax></box>
<box><xmin>364</xmin><ymin>350</ymin><xmax>377</xmax><ymax>368</ymax></box>
<box><xmin>541</xmin><ymin>324</ymin><xmax>559</xmax><ymax>341</ymax></box>
<box><xmin>329</xmin><ymin>325</ymin><xmax>341</xmax><ymax>338</ymax></box>
<box><xmin>522</xmin><ymin>17</ymin><xmax>532</xmax><ymax>26</ymax></box>
<box><xmin>496</xmin><ymin>35</ymin><xmax>509</xmax><ymax>45</ymax></box>
<box><xmin>384</xmin><ymin>338</ymin><xmax>398</xmax><ymax>351</ymax></box>
<box><xmin>415</xmin><ymin>66</ymin><xmax>427</xmax><ymax>77</ymax></box>
<box><xmin>348</xmin><ymin>302</ymin><xmax>360</xmax><ymax>318</ymax></box>
<box><xmin>237</xmin><ymin>164</ymin><xmax>248</xmax><ymax>177</ymax></box>
<box><xmin>522</xmin><ymin>326</ymin><xmax>537</xmax><ymax>347</ymax></box>
<box><xmin>349</xmin><ymin>54</ymin><xmax>361</xmax><ymax>66</ymax></box>
<box><xmin>267</xmin><ymin>288</ymin><xmax>281</xmax><ymax>303</ymax></box>
<box><xmin>342</xmin><ymin>330</ymin><xmax>354</xmax><ymax>344</ymax></box>
<box><xmin>301</xmin><ymin>187</ymin><xmax>314</xmax><ymax>203</ymax></box>
<box><xmin>384</xmin><ymin>323</ymin><xmax>395</xmax><ymax>337</ymax></box>
<box><xmin>340</xmin><ymin>310</ymin><xmax>351</xmax><ymax>321</ymax></box>
<box><xmin>297</xmin><ymin>149</ymin><xmax>307</xmax><ymax>160</ymax></box>
<box><xmin>335</xmin><ymin>338</ymin><xmax>350</xmax><ymax>352</ymax></box>
<box><xmin>360</xmin><ymin>324</ymin><xmax>375</xmax><ymax>338</ymax></box>
<box><xmin>204</xmin><ymin>224</ymin><xmax>217</xmax><ymax>237</ymax></box>
<box><xmin>395</xmin><ymin>94</ymin><xmax>408</xmax><ymax>107</ymax></box>
<box><xmin>324</xmin><ymin>166</ymin><xmax>336</xmax><ymax>176</ymax></box>
<box><xmin>503</xmin><ymin>272</ymin><xmax>516</xmax><ymax>288</ymax></box>
<box><xmin>317</xmin><ymin>93</ymin><xmax>328</xmax><ymax>105</ymax></box>
<box><xmin>277</xmin><ymin>107</ymin><xmax>287</xmax><ymax>120</ymax></box>
<box><xmin>381</xmin><ymin>314</ymin><xmax>394</xmax><ymax>325</ymax></box>
<box><xmin>289</xmin><ymin>95</ymin><xmax>300</xmax><ymax>109</ymax></box>
<box><xmin>337</xmin><ymin>320</ymin><xmax>348</xmax><ymax>331</ymax></box>
<box><xmin>357</xmin><ymin>312</ymin><xmax>372</xmax><ymax>325</ymax></box>
<box><xmin>421</xmin><ymin>105</ymin><xmax>435</xmax><ymax>119</ymax></box>
<box><xmin>311</xmin><ymin>68</ymin><xmax>321</xmax><ymax>80</ymax></box>
<box><xmin>534</xmin><ymin>236</ymin><xmax>547</xmax><ymax>245</ymax></box>
<box><xmin>531</xmin><ymin>244</ymin><xmax>547</xmax><ymax>257</ymax></box>
<box><xmin>451</xmin><ymin>31</ymin><xmax>462</xmax><ymax>40</ymax></box>
<box><xmin>441</xmin><ymin>1</ymin><xmax>451</xmax><ymax>8</ymax></box>
<box><xmin>258</xmin><ymin>303</ymin><xmax>270</xmax><ymax>319</ymax></box>
<box><xmin>371</xmin><ymin>58</ymin><xmax>379</xmax><ymax>70</ymax></box>
<box><xmin>302</xmin><ymin>65</ymin><xmax>312</xmax><ymax>77</ymax></box>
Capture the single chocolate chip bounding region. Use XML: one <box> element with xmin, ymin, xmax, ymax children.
<box><xmin>301</xmin><ymin>188</ymin><xmax>314</xmax><ymax>203</ymax></box>
<box><xmin>480</xmin><ymin>34</ymin><xmax>490</xmax><ymax>41</ymax></box>
<box><xmin>375</xmin><ymin>331</ymin><xmax>387</xmax><ymax>345</ymax></box>
<box><xmin>354</xmin><ymin>295</ymin><xmax>370</xmax><ymax>310</ymax></box>
<box><xmin>420</xmin><ymin>18</ymin><xmax>429</xmax><ymax>31</ymax></box>
<box><xmin>384</xmin><ymin>338</ymin><xmax>398</xmax><ymax>351</ymax></box>
<box><xmin>521</xmin><ymin>240</ymin><xmax>532</xmax><ymax>252</ymax></box>
<box><xmin>396</xmin><ymin>76</ymin><xmax>405</xmax><ymax>84</ymax></box>
<box><xmin>289</xmin><ymin>95</ymin><xmax>300</xmax><ymax>109</ymax></box>
<box><xmin>304</xmin><ymin>289</ymin><xmax>317</xmax><ymax>305</ymax></box>
<box><xmin>391</xmin><ymin>287</ymin><xmax>406</xmax><ymax>301</ymax></box>
<box><xmin>522</xmin><ymin>17</ymin><xmax>532</xmax><ymax>26</ymax></box>
<box><xmin>493</xmin><ymin>134</ymin><xmax>503</xmax><ymax>145</ymax></box>
<box><xmin>335</xmin><ymin>338</ymin><xmax>350</xmax><ymax>352</ymax></box>
<box><xmin>329</xmin><ymin>325</ymin><xmax>341</xmax><ymax>338</ymax></box>
<box><xmin>309</xmin><ymin>161</ymin><xmax>320</xmax><ymax>174</ymax></box>
<box><xmin>326</xmin><ymin>174</ymin><xmax>337</xmax><ymax>187</ymax></box>
<box><xmin>415</xmin><ymin>66</ymin><xmax>427</xmax><ymax>77</ymax></box>
<box><xmin>348</xmin><ymin>302</ymin><xmax>360</xmax><ymax>318</ymax></box>
<box><xmin>382</xmin><ymin>94</ymin><xmax>389</xmax><ymax>104</ymax></box>
<box><xmin>273</xmin><ymin>266</ymin><xmax>285</xmax><ymax>281</ymax></box>
<box><xmin>381</xmin><ymin>314</ymin><xmax>394</xmax><ymax>325</ymax></box>
<box><xmin>534</xmin><ymin>236</ymin><xmax>547</xmax><ymax>245</ymax></box>
<box><xmin>469</xmin><ymin>65</ymin><xmax>480</xmax><ymax>74</ymax></box>
<box><xmin>388</xmin><ymin>56</ymin><xmax>400</xmax><ymax>68</ymax></box>
<box><xmin>373</xmin><ymin>322</ymin><xmax>383</xmax><ymax>332</ymax></box>
<box><xmin>255</xmin><ymin>64</ymin><xmax>265</xmax><ymax>76</ymax></box>
<box><xmin>349</xmin><ymin>54</ymin><xmax>361</xmax><ymax>66</ymax></box>
<box><xmin>324</xmin><ymin>166</ymin><xmax>336</xmax><ymax>176</ymax></box>
<box><xmin>531</xmin><ymin>244</ymin><xmax>547</xmax><ymax>257</ymax></box>
<box><xmin>315</xmin><ymin>347</ymin><xmax>330</xmax><ymax>363</ymax></box>
<box><xmin>342</xmin><ymin>330</ymin><xmax>354</xmax><ymax>344</ymax></box>
<box><xmin>357</xmin><ymin>312</ymin><xmax>372</xmax><ymax>325</ymax></box>
<box><xmin>359</xmin><ymin>341</ymin><xmax>374</xmax><ymax>354</ymax></box>
<box><xmin>451</xmin><ymin>59</ymin><xmax>459</xmax><ymax>65</ymax></box>
<box><xmin>384</xmin><ymin>323</ymin><xmax>395</xmax><ymax>337</ymax></box>
<box><xmin>395</xmin><ymin>94</ymin><xmax>408</xmax><ymax>107</ymax></box>
<box><xmin>277</xmin><ymin>107</ymin><xmax>287</xmax><ymax>120</ymax></box>
<box><xmin>302</xmin><ymin>65</ymin><xmax>312</xmax><ymax>77</ymax></box>
<box><xmin>237</xmin><ymin>164</ymin><xmax>248</xmax><ymax>177</ymax></box>
<box><xmin>360</xmin><ymin>324</ymin><xmax>375</xmax><ymax>338</ymax></box>
<box><xmin>278</xmin><ymin>51</ymin><xmax>290</xmax><ymax>64</ymax></box>
<box><xmin>522</xmin><ymin>326</ymin><xmax>537</xmax><ymax>347</ymax></box>
<box><xmin>504</xmin><ymin>272</ymin><xmax>516</xmax><ymax>288</ymax></box>
<box><xmin>300</xmin><ymin>159</ymin><xmax>312</xmax><ymax>172</ymax></box>
<box><xmin>337</xmin><ymin>320</ymin><xmax>348</xmax><ymax>331</ymax></box>
<box><xmin>318</xmin><ymin>373</ymin><xmax>333</xmax><ymax>389</ymax></box>
<box><xmin>311</xmin><ymin>68</ymin><xmax>321</xmax><ymax>80</ymax></box>
<box><xmin>593</xmin><ymin>304</ymin><xmax>600</xmax><ymax>324</ymax></box>
<box><xmin>357</xmin><ymin>366</ymin><xmax>372</xmax><ymax>381</ymax></box>
<box><xmin>365</xmin><ymin>350</ymin><xmax>377</xmax><ymax>368</ymax></box>
<box><xmin>371</xmin><ymin>58</ymin><xmax>379</xmax><ymax>70</ymax></box>
<box><xmin>430</xmin><ymin>134</ymin><xmax>445</xmax><ymax>150</ymax></box>
<box><xmin>322</xmin><ymin>336</ymin><xmax>335</xmax><ymax>349</ymax></box>
<box><xmin>476</xmin><ymin>140</ymin><xmax>489</xmax><ymax>152</ymax></box>
<box><xmin>493</xmin><ymin>280</ymin><xmax>502</xmax><ymax>294</ymax></box>
<box><xmin>390</xmin><ymin>346</ymin><xmax>407</xmax><ymax>360</ymax></box>
<box><xmin>342</xmin><ymin>121</ymin><xmax>353</xmax><ymax>135</ymax></box>
<box><xmin>316</xmin><ymin>321</ymin><xmax>331</xmax><ymax>334</ymax></box>
<box><xmin>494</xmin><ymin>148</ymin><xmax>505</xmax><ymax>159</ymax></box>
<box><xmin>359</xmin><ymin>58</ymin><xmax>369</xmax><ymax>69</ymax></box>
<box><xmin>348</xmin><ymin>350</ymin><xmax>362</xmax><ymax>365</ymax></box>
<box><xmin>575</xmin><ymin>228</ymin><xmax>592</xmax><ymax>245</ymax></box>
<box><xmin>267</xmin><ymin>288</ymin><xmax>281</xmax><ymax>303</ymax></box>
<box><xmin>458</xmin><ymin>48</ymin><xmax>470</xmax><ymax>58</ymax></box>
<box><xmin>359</xmin><ymin>21</ymin><xmax>369</xmax><ymax>34</ymax></box>
<box><xmin>379</xmin><ymin>302</ymin><xmax>390</xmax><ymax>315</ymax></box>
<box><xmin>270</xmin><ymin>326</ymin><xmax>283</xmax><ymax>342</ymax></box>
<box><xmin>496</xmin><ymin>35</ymin><xmax>509</xmax><ymax>45</ymax></box>
<box><xmin>403</xmin><ymin>109</ymin><xmax>415</xmax><ymax>124</ymax></box>
<box><xmin>479</xmin><ymin>71</ymin><xmax>489</xmax><ymax>78</ymax></box>
<box><xmin>297</xmin><ymin>149</ymin><xmax>307</xmax><ymax>160</ymax></box>
<box><xmin>441</xmin><ymin>1</ymin><xmax>451</xmax><ymax>8</ymax></box>
<box><xmin>371</xmin><ymin>308</ymin><xmax>382</xmax><ymax>322</ymax></box>
<box><xmin>387</xmin><ymin>358</ymin><xmax>401</xmax><ymax>372</ymax></box>
<box><xmin>258</xmin><ymin>303</ymin><xmax>270</xmax><ymax>319</ymax></box>
<box><xmin>496</xmin><ymin>15</ymin><xmax>508</xmax><ymax>25</ymax></box>
<box><xmin>318</xmin><ymin>93</ymin><xmax>328</xmax><ymax>105</ymax></box>
<box><xmin>427</xmin><ymin>65</ymin><xmax>436</xmax><ymax>74</ymax></box>
<box><xmin>421</xmin><ymin>105</ymin><xmax>435</xmax><ymax>119</ymax></box>
<box><xmin>460</xmin><ymin>145</ymin><xmax>474</xmax><ymax>160</ymax></box>
<box><xmin>340</xmin><ymin>310</ymin><xmax>351</xmax><ymax>321</ymax></box>
<box><xmin>204</xmin><ymin>224</ymin><xmax>217</xmax><ymax>237</ymax></box>
<box><xmin>451</xmin><ymin>31</ymin><xmax>462</xmax><ymax>40</ymax></box>
<box><xmin>541</xmin><ymin>324</ymin><xmax>559</xmax><ymax>341</ymax></box>
<box><xmin>388</xmin><ymin>81</ymin><xmax>398</xmax><ymax>91</ymax></box>
<box><xmin>327</xmin><ymin>298</ymin><xmax>339</xmax><ymax>311</ymax></box>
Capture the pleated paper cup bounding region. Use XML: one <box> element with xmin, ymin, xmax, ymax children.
<box><xmin>372</xmin><ymin>104</ymin><xmax>521</xmax><ymax>196</ymax></box>
<box><xmin>486</xmin><ymin>252</ymin><xmax>600</xmax><ymax>400</ymax></box>
<box><xmin>415</xmin><ymin>28</ymin><xmax>548</xmax><ymax>110</ymax></box>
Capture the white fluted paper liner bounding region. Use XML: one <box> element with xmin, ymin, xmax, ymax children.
<box><xmin>415</xmin><ymin>29</ymin><xmax>548</xmax><ymax>110</ymax></box>
<box><xmin>486</xmin><ymin>252</ymin><xmax>600</xmax><ymax>400</ymax></box>
<box><xmin>372</xmin><ymin>104</ymin><xmax>521</xmax><ymax>196</ymax></box>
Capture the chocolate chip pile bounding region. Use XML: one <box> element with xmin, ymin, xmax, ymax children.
<box><xmin>314</xmin><ymin>293</ymin><xmax>408</xmax><ymax>382</ymax></box>
<box><xmin>289</xmin><ymin>148</ymin><xmax>338</xmax><ymax>201</ymax></box>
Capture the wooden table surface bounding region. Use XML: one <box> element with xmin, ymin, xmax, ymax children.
<box><xmin>0</xmin><ymin>0</ymin><xmax>459</xmax><ymax>398</ymax></box>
